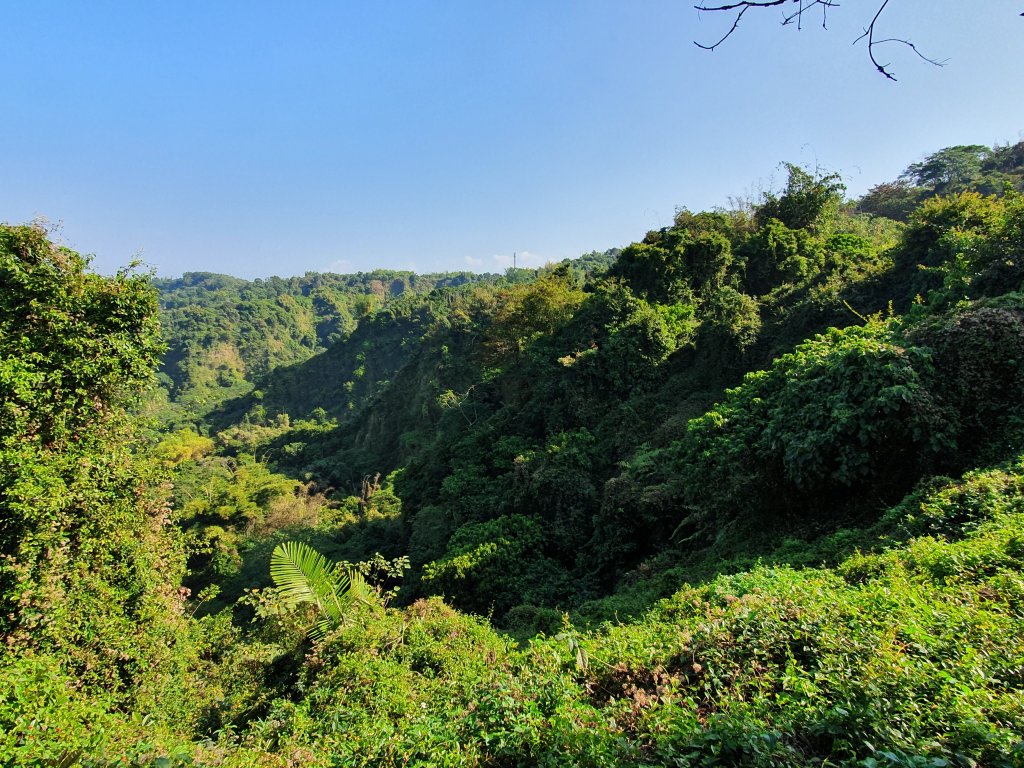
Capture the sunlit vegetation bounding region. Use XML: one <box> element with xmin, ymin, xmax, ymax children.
<box><xmin>2</xmin><ymin>140</ymin><xmax>1023</xmax><ymax>766</ymax></box>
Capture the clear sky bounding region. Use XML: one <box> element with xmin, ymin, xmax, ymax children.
<box><xmin>2</xmin><ymin>1</ymin><xmax>1021</xmax><ymax>278</ymax></box>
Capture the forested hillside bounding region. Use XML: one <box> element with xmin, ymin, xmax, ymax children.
<box><xmin>3</xmin><ymin>140</ymin><xmax>1023</xmax><ymax>766</ymax></box>
<box><xmin>151</xmin><ymin>269</ymin><xmax>499</xmax><ymax>424</ymax></box>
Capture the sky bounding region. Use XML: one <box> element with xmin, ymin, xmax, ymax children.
<box><xmin>2</xmin><ymin>1</ymin><xmax>1022</xmax><ymax>279</ymax></box>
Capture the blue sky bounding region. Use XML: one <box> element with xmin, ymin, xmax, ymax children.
<box><xmin>2</xmin><ymin>2</ymin><xmax>1021</xmax><ymax>278</ymax></box>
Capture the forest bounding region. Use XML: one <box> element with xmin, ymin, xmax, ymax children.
<box><xmin>2</xmin><ymin>139</ymin><xmax>1023</xmax><ymax>767</ymax></box>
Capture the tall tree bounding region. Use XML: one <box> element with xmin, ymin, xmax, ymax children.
<box><xmin>901</xmin><ymin>144</ymin><xmax>992</xmax><ymax>193</ymax></box>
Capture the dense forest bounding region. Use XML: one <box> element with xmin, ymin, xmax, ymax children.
<box><xmin>2</xmin><ymin>139</ymin><xmax>1023</xmax><ymax>767</ymax></box>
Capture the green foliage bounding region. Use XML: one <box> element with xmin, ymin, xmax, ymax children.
<box><xmin>184</xmin><ymin>458</ymin><xmax>1024</xmax><ymax>767</ymax></box>
<box><xmin>0</xmin><ymin>223</ymin><xmax>211</xmax><ymax>764</ymax></box>
<box><xmin>902</xmin><ymin>144</ymin><xmax>992</xmax><ymax>193</ymax></box>
<box><xmin>654</xmin><ymin>320</ymin><xmax>954</xmax><ymax>531</ymax></box>
<box><xmin>10</xmin><ymin>138</ymin><xmax>1024</xmax><ymax>765</ymax></box>
<box><xmin>932</xmin><ymin>192</ymin><xmax>1024</xmax><ymax>303</ymax></box>
<box><xmin>421</xmin><ymin>515</ymin><xmax>571</xmax><ymax>620</ymax></box>
<box><xmin>611</xmin><ymin>240</ymin><xmax>693</xmax><ymax>304</ymax></box>
<box><xmin>582</xmin><ymin>502</ymin><xmax>1024</xmax><ymax>765</ymax></box>
<box><xmin>857</xmin><ymin>141</ymin><xmax>1024</xmax><ymax>223</ymax></box>
<box><xmin>153</xmin><ymin>268</ymin><xmax>496</xmax><ymax>422</ymax></box>
<box><xmin>740</xmin><ymin>216</ymin><xmax>822</xmax><ymax>294</ymax></box>
<box><xmin>481</xmin><ymin>266</ymin><xmax>586</xmax><ymax>367</ymax></box>
<box><xmin>238</xmin><ymin>144</ymin><xmax>1024</xmax><ymax>627</ymax></box>
<box><xmin>858</xmin><ymin>180</ymin><xmax>921</xmax><ymax>222</ymax></box>
<box><xmin>908</xmin><ymin>299</ymin><xmax>1024</xmax><ymax>461</ymax></box>
<box><xmin>0</xmin><ymin>655</ymin><xmax>116</xmax><ymax>765</ymax></box>
<box><xmin>153</xmin><ymin>427</ymin><xmax>216</xmax><ymax>466</ymax></box>
<box><xmin>512</xmin><ymin>429</ymin><xmax>600</xmax><ymax>555</ymax></box>
<box><xmin>269</xmin><ymin>541</ymin><xmax>371</xmax><ymax>640</ymax></box>
<box><xmin>756</xmin><ymin>163</ymin><xmax>845</xmax><ymax>231</ymax></box>
<box><xmin>0</xmin><ymin>223</ymin><xmax>183</xmax><ymax>695</ymax></box>
<box><xmin>881</xmin><ymin>456</ymin><xmax>1024</xmax><ymax>541</ymax></box>
<box><xmin>407</xmin><ymin>505</ymin><xmax>456</xmax><ymax>566</ymax></box>
<box><xmin>167</xmin><ymin>447</ymin><xmax>336</xmax><ymax>605</ymax></box>
<box><xmin>610</xmin><ymin>211</ymin><xmax>735</xmax><ymax>303</ymax></box>
<box><xmin>900</xmin><ymin>191</ymin><xmax>1005</xmax><ymax>272</ymax></box>
<box><xmin>0</xmin><ymin>225</ymin><xmax>164</xmax><ymax>444</ymax></box>
<box><xmin>700</xmin><ymin>285</ymin><xmax>762</xmax><ymax>354</ymax></box>
<box><xmin>551</xmin><ymin>280</ymin><xmax>694</xmax><ymax>399</ymax></box>
<box><xmin>599</xmin><ymin>285</ymin><xmax>686</xmax><ymax>387</ymax></box>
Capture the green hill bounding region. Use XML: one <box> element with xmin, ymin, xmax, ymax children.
<box><xmin>2</xmin><ymin>140</ymin><xmax>1023</xmax><ymax>766</ymax></box>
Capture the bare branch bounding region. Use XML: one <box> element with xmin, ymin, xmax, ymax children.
<box><xmin>852</xmin><ymin>0</ymin><xmax>943</xmax><ymax>81</ymax></box>
<box><xmin>694</xmin><ymin>0</ymin><xmax>946</xmax><ymax>80</ymax></box>
<box><xmin>694</xmin><ymin>5</ymin><xmax>750</xmax><ymax>52</ymax></box>
<box><xmin>694</xmin><ymin>1</ymin><xmax>838</xmax><ymax>51</ymax></box>
<box><xmin>695</xmin><ymin>0</ymin><xmax>789</xmax><ymax>12</ymax></box>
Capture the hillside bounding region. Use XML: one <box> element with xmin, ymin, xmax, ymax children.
<box><xmin>149</xmin><ymin>269</ymin><xmax>501</xmax><ymax>425</ymax></box>
<box><xmin>2</xmin><ymin>141</ymin><xmax>1023</xmax><ymax>766</ymax></box>
<box><xmin>160</xmin><ymin>150</ymin><xmax>1024</xmax><ymax>630</ymax></box>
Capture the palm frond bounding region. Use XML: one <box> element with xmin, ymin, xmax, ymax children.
<box><xmin>270</xmin><ymin>541</ymin><xmax>352</xmax><ymax>627</ymax></box>
<box><xmin>347</xmin><ymin>568</ymin><xmax>374</xmax><ymax>606</ymax></box>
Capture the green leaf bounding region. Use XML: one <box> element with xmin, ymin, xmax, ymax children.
<box><xmin>270</xmin><ymin>540</ymin><xmax>354</xmax><ymax>638</ymax></box>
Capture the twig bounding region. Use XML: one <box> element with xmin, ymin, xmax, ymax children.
<box><xmin>695</xmin><ymin>5</ymin><xmax>750</xmax><ymax>51</ymax></box>
<box><xmin>852</xmin><ymin>0</ymin><xmax>944</xmax><ymax>81</ymax></box>
<box><xmin>695</xmin><ymin>0</ymin><xmax>945</xmax><ymax>80</ymax></box>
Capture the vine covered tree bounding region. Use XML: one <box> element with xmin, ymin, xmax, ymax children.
<box><xmin>0</xmin><ymin>223</ymin><xmax>181</xmax><ymax>699</ymax></box>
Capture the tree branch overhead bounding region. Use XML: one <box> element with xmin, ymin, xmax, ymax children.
<box><xmin>694</xmin><ymin>0</ymin><xmax>946</xmax><ymax>80</ymax></box>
